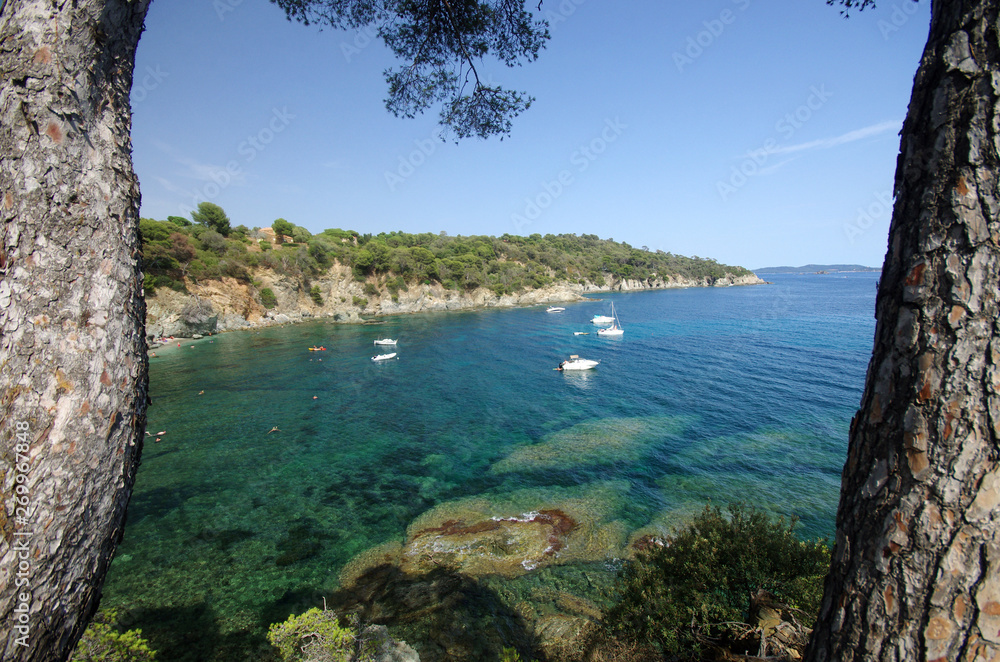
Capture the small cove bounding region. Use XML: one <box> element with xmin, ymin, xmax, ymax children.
<box><xmin>103</xmin><ymin>273</ymin><xmax>877</xmax><ymax>660</ymax></box>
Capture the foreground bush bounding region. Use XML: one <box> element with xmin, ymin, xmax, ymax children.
<box><xmin>70</xmin><ymin>610</ymin><xmax>156</xmax><ymax>662</ymax></box>
<box><xmin>597</xmin><ymin>504</ymin><xmax>829</xmax><ymax>659</ymax></box>
<box><xmin>268</xmin><ymin>608</ymin><xmax>379</xmax><ymax>662</ymax></box>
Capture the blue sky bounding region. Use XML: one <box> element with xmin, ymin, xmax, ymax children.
<box><xmin>132</xmin><ymin>0</ymin><xmax>931</xmax><ymax>270</ymax></box>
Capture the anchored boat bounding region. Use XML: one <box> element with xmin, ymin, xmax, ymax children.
<box><xmin>557</xmin><ymin>355</ymin><xmax>599</xmax><ymax>371</ymax></box>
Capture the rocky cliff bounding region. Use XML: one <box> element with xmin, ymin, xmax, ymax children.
<box><xmin>144</xmin><ymin>265</ymin><xmax>766</xmax><ymax>339</ymax></box>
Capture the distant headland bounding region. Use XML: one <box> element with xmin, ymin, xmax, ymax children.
<box><xmin>140</xmin><ymin>208</ymin><xmax>765</xmax><ymax>339</ymax></box>
<box><xmin>754</xmin><ymin>264</ymin><xmax>880</xmax><ymax>274</ymax></box>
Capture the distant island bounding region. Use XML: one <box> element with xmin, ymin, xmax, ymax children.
<box><xmin>754</xmin><ymin>264</ymin><xmax>880</xmax><ymax>274</ymax></box>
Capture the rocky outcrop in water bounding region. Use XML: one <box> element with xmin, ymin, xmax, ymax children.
<box><xmin>144</xmin><ymin>265</ymin><xmax>765</xmax><ymax>339</ymax></box>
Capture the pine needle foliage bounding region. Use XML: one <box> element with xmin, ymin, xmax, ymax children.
<box><xmin>268</xmin><ymin>608</ymin><xmax>379</xmax><ymax>662</ymax></box>
<box><xmin>69</xmin><ymin>610</ymin><xmax>156</xmax><ymax>662</ymax></box>
<box><xmin>269</xmin><ymin>0</ymin><xmax>549</xmax><ymax>139</ymax></box>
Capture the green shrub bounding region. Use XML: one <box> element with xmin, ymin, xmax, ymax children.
<box><xmin>598</xmin><ymin>504</ymin><xmax>829</xmax><ymax>658</ymax></box>
<box><xmin>310</xmin><ymin>285</ymin><xmax>323</xmax><ymax>306</ymax></box>
<box><xmin>70</xmin><ymin>610</ymin><xmax>156</xmax><ymax>662</ymax></box>
<box><xmin>138</xmin><ymin>218</ymin><xmax>174</xmax><ymax>243</ymax></box>
<box><xmin>260</xmin><ymin>288</ymin><xmax>278</xmax><ymax>309</ymax></box>
<box><xmin>363</xmin><ymin>282</ymin><xmax>379</xmax><ymax>298</ymax></box>
<box><xmin>200</xmin><ymin>230</ymin><xmax>227</xmax><ymax>255</ymax></box>
<box><xmin>268</xmin><ymin>609</ymin><xmax>378</xmax><ymax>662</ymax></box>
<box><xmin>352</xmin><ymin>296</ymin><xmax>368</xmax><ymax>308</ymax></box>
<box><xmin>142</xmin><ymin>274</ymin><xmax>184</xmax><ymax>297</ymax></box>
<box><xmin>272</xmin><ymin>218</ymin><xmax>294</xmax><ymax>241</ymax></box>
<box><xmin>386</xmin><ymin>274</ymin><xmax>407</xmax><ymax>295</ymax></box>
<box><xmin>499</xmin><ymin>648</ymin><xmax>534</xmax><ymax>662</ymax></box>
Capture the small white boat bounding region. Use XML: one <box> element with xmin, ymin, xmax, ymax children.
<box><xmin>574</xmin><ymin>332</ymin><xmax>590</xmax><ymax>336</ymax></box>
<box><xmin>591</xmin><ymin>315</ymin><xmax>614</xmax><ymax>325</ymax></box>
<box><xmin>558</xmin><ymin>355</ymin><xmax>599</xmax><ymax>371</ymax></box>
<box><xmin>546</xmin><ymin>306</ymin><xmax>566</xmax><ymax>313</ymax></box>
<box><xmin>374</xmin><ymin>338</ymin><xmax>397</xmax><ymax>345</ymax></box>
<box><xmin>371</xmin><ymin>352</ymin><xmax>397</xmax><ymax>361</ymax></box>
<box><xmin>597</xmin><ymin>302</ymin><xmax>624</xmax><ymax>337</ymax></box>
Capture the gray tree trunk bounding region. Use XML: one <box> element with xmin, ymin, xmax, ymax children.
<box><xmin>806</xmin><ymin>0</ymin><xmax>1000</xmax><ymax>660</ymax></box>
<box><xmin>0</xmin><ymin>1</ymin><xmax>151</xmax><ymax>660</ymax></box>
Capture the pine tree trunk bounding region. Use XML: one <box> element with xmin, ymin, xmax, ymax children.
<box><xmin>806</xmin><ymin>0</ymin><xmax>1000</xmax><ymax>660</ymax></box>
<box><xmin>0</xmin><ymin>1</ymin><xmax>150</xmax><ymax>660</ymax></box>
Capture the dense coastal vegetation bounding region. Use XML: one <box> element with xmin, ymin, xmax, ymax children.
<box><xmin>139</xmin><ymin>203</ymin><xmax>756</xmax><ymax>303</ymax></box>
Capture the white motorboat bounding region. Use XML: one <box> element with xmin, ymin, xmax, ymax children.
<box><xmin>546</xmin><ymin>306</ymin><xmax>566</xmax><ymax>313</ymax></box>
<box><xmin>371</xmin><ymin>352</ymin><xmax>397</xmax><ymax>361</ymax></box>
<box><xmin>558</xmin><ymin>355</ymin><xmax>599</xmax><ymax>371</ymax></box>
<box><xmin>597</xmin><ymin>302</ymin><xmax>624</xmax><ymax>337</ymax></box>
<box><xmin>591</xmin><ymin>315</ymin><xmax>614</xmax><ymax>325</ymax></box>
<box><xmin>374</xmin><ymin>338</ymin><xmax>397</xmax><ymax>345</ymax></box>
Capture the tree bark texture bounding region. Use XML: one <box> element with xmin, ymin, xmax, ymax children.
<box><xmin>806</xmin><ymin>1</ymin><xmax>1000</xmax><ymax>660</ymax></box>
<box><xmin>0</xmin><ymin>1</ymin><xmax>150</xmax><ymax>660</ymax></box>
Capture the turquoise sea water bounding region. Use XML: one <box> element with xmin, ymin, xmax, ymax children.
<box><xmin>102</xmin><ymin>272</ymin><xmax>878</xmax><ymax>660</ymax></box>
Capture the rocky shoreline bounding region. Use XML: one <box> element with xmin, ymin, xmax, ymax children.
<box><xmin>144</xmin><ymin>265</ymin><xmax>766</xmax><ymax>341</ymax></box>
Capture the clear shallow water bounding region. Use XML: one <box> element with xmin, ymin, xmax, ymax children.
<box><xmin>102</xmin><ymin>272</ymin><xmax>877</xmax><ymax>660</ymax></box>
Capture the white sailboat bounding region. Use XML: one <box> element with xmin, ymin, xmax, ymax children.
<box><xmin>597</xmin><ymin>302</ymin><xmax>624</xmax><ymax>337</ymax></box>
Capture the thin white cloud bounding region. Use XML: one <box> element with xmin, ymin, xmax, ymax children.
<box><xmin>756</xmin><ymin>156</ymin><xmax>799</xmax><ymax>177</ymax></box>
<box><xmin>771</xmin><ymin>120</ymin><xmax>901</xmax><ymax>156</ymax></box>
<box><xmin>174</xmin><ymin>154</ymin><xmax>247</xmax><ymax>186</ymax></box>
<box><xmin>151</xmin><ymin>139</ymin><xmax>247</xmax><ymax>186</ymax></box>
<box><xmin>154</xmin><ymin>175</ymin><xmax>191</xmax><ymax>197</ymax></box>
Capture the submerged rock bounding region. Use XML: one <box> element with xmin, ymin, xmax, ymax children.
<box><xmin>364</xmin><ymin>624</ymin><xmax>421</xmax><ymax>662</ymax></box>
<box><xmin>401</xmin><ymin>509</ymin><xmax>577</xmax><ymax>578</ymax></box>
<box><xmin>490</xmin><ymin>415</ymin><xmax>690</xmax><ymax>474</ymax></box>
<box><xmin>336</xmin><ymin>484</ymin><xmax>631</xmax><ymax>660</ymax></box>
